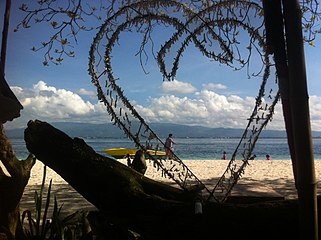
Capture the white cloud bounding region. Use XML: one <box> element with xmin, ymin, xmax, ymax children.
<box><xmin>136</xmin><ymin>90</ymin><xmax>262</xmax><ymax>129</ymax></box>
<box><xmin>161</xmin><ymin>79</ymin><xmax>197</xmax><ymax>94</ymax></box>
<box><xmin>27</xmin><ymin>81</ymin><xmax>94</xmax><ymax>117</ymax></box>
<box><xmin>78</xmin><ymin>88</ymin><xmax>96</xmax><ymax>97</ymax></box>
<box><xmin>5</xmin><ymin>81</ymin><xmax>321</xmax><ymax>132</ymax></box>
<box><xmin>6</xmin><ymin>81</ymin><xmax>106</xmax><ymax>128</ymax></box>
<box><xmin>202</xmin><ymin>83</ymin><xmax>227</xmax><ymax>90</ymax></box>
<box><xmin>305</xmin><ymin>95</ymin><xmax>321</xmax><ymax>132</ymax></box>
<box><xmin>33</xmin><ymin>81</ymin><xmax>56</xmax><ymax>93</ymax></box>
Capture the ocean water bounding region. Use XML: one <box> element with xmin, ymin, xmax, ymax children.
<box><xmin>9</xmin><ymin>137</ymin><xmax>321</xmax><ymax>161</ymax></box>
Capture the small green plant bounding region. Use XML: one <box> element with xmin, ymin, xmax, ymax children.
<box><xmin>20</xmin><ymin>165</ymin><xmax>90</xmax><ymax>240</ymax></box>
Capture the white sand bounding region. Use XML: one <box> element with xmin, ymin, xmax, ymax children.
<box><xmin>27</xmin><ymin>159</ymin><xmax>297</xmax><ymax>185</ymax></box>
<box><xmin>26</xmin><ymin>159</ymin><xmax>321</xmax><ymax>199</ymax></box>
<box><xmin>20</xmin><ymin>159</ymin><xmax>321</xmax><ymax>214</ymax></box>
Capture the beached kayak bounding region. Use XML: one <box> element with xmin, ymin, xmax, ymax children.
<box><xmin>102</xmin><ymin>147</ymin><xmax>166</xmax><ymax>159</ymax></box>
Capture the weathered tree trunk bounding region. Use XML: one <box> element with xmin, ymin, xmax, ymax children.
<box><xmin>0</xmin><ymin>2</ymin><xmax>33</xmax><ymax>236</ymax></box>
<box><xmin>23</xmin><ymin>119</ymin><xmax>320</xmax><ymax>240</ymax></box>
<box><xmin>0</xmin><ymin>124</ymin><xmax>35</xmax><ymax>238</ymax></box>
<box><xmin>24</xmin><ymin>120</ymin><xmax>194</xmax><ymax>212</ymax></box>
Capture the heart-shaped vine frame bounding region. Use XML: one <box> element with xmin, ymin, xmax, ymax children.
<box><xmin>88</xmin><ymin>0</ymin><xmax>279</xmax><ymax>203</ymax></box>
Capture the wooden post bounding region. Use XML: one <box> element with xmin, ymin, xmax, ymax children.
<box><xmin>262</xmin><ymin>0</ymin><xmax>298</xmax><ymax>182</ymax></box>
<box><xmin>1</xmin><ymin>0</ymin><xmax>11</xmax><ymax>73</ymax></box>
<box><xmin>282</xmin><ymin>0</ymin><xmax>318</xmax><ymax>239</ymax></box>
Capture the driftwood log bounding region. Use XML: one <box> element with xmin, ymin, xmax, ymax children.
<box><xmin>24</xmin><ymin>119</ymin><xmax>320</xmax><ymax>240</ymax></box>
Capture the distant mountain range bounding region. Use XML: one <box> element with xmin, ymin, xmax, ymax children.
<box><xmin>4</xmin><ymin>121</ymin><xmax>321</xmax><ymax>139</ymax></box>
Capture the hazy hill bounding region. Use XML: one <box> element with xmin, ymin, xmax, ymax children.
<box><xmin>3</xmin><ymin>121</ymin><xmax>301</xmax><ymax>139</ymax></box>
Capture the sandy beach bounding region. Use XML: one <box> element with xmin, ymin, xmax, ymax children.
<box><xmin>21</xmin><ymin>159</ymin><xmax>321</xmax><ymax>214</ymax></box>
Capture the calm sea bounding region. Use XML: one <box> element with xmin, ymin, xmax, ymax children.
<box><xmin>10</xmin><ymin>137</ymin><xmax>321</xmax><ymax>160</ymax></box>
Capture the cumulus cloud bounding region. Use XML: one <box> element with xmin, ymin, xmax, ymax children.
<box><xmin>26</xmin><ymin>81</ymin><xmax>95</xmax><ymax>117</ymax></box>
<box><xmin>78</xmin><ymin>88</ymin><xmax>96</xmax><ymax>97</ymax></box>
<box><xmin>8</xmin><ymin>81</ymin><xmax>106</xmax><ymax>128</ymax></box>
<box><xmin>308</xmin><ymin>95</ymin><xmax>321</xmax><ymax>131</ymax></box>
<box><xmin>6</xmin><ymin>81</ymin><xmax>321</xmax><ymax>132</ymax></box>
<box><xmin>136</xmin><ymin>90</ymin><xmax>270</xmax><ymax>129</ymax></box>
<box><xmin>161</xmin><ymin>79</ymin><xmax>197</xmax><ymax>94</ymax></box>
<box><xmin>202</xmin><ymin>83</ymin><xmax>227</xmax><ymax>90</ymax></box>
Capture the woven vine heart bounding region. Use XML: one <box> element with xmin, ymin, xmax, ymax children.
<box><xmin>88</xmin><ymin>1</ymin><xmax>279</xmax><ymax>203</ymax></box>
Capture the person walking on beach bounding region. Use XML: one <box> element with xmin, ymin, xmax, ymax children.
<box><xmin>165</xmin><ymin>133</ymin><xmax>176</xmax><ymax>160</ymax></box>
<box><xmin>222</xmin><ymin>151</ymin><xmax>227</xmax><ymax>160</ymax></box>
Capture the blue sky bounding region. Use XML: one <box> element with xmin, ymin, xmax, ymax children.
<box><xmin>2</xmin><ymin>1</ymin><xmax>321</xmax><ymax>132</ymax></box>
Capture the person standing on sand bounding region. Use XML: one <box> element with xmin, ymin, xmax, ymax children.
<box><xmin>165</xmin><ymin>133</ymin><xmax>176</xmax><ymax>160</ymax></box>
<box><xmin>266</xmin><ymin>154</ymin><xmax>271</xmax><ymax>160</ymax></box>
<box><xmin>222</xmin><ymin>151</ymin><xmax>227</xmax><ymax>160</ymax></box>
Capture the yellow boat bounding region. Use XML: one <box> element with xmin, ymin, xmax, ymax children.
<box><xmin>146</xmin><ymin>149</ymin><xmax>167</xmax><ymax>158</ymax></box>
<box><xmin>102</xmin><ymin>147</ymin><xmax>166</xmax><ymax>159</ymax></box>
